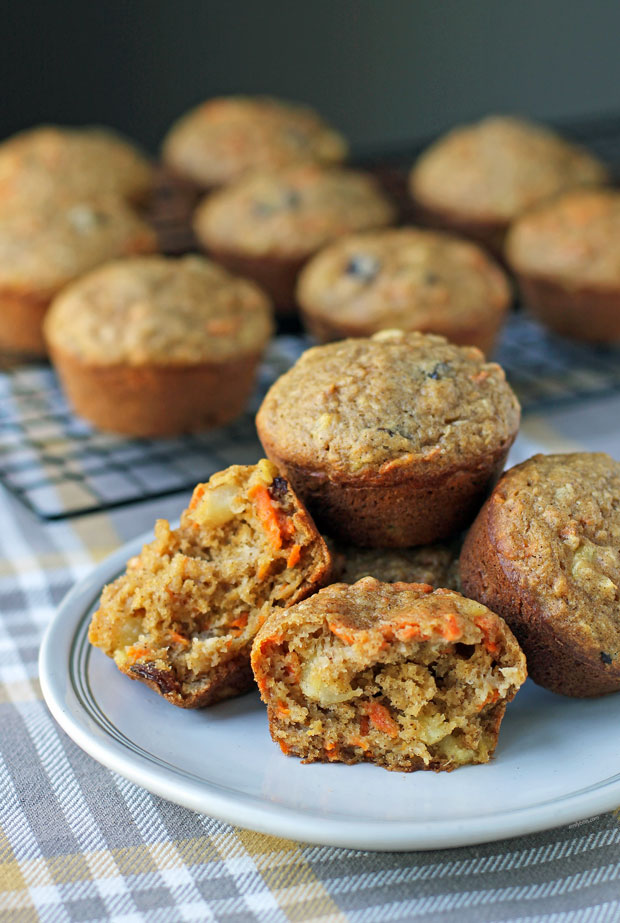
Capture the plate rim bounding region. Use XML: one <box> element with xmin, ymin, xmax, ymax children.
<box><xmin>39</xmin><ymin>529</ymin><xmax>620</xmax><ymax>852</ymax></box>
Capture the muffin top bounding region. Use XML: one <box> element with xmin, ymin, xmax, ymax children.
<box><xmin>194</xmin><ymin>165</ymin><xmax>395</xmax><ymax>258</ymax></box>
<box><xmin>477</xmin><ymin>453</ymin><xmax>620</xmax><ymax>662</ymax></box>
<box><xmin>0</xmin><ymin>195</ymin><xmax>156</xmax><ymax>295</ymax></box>
<box><xmin>410</xmin><ymin>116</ymin><xmax>608</xmax><ymax>223</ymax></box>
<box><xmin>297</xmin><ymin>227</ymin><xmax>510</xmax><ymax>335</ymax></box>
<box><xmin>0</xmin><ymin>125</ymin><xmax>154</xmax><ymax>206</ymax></box>
<box><xmin>162</xmin><ymin>95</ymin><xmax>348</xmax><ymax>187</ymax></box>
<box><xmin>256</xmin><ymin>329</ymin><xmax>520</xmax><ymax>480</ymax></box>
<box><xmin>505</xmin><ymin>188</ymin><xmax>620</xmax><ymax>287</ymax></box>
<box><xmin>44</xmin><ymin>254</ymin><xmax>274</xmax><ymax>365</ymax></box>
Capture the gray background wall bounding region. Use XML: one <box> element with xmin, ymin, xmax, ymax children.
<box><xmin>4</xmin><ymin>1</ymin><xmax>620</xmax><ymax>154</ymax></box>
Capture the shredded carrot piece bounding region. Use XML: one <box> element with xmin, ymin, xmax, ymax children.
<box><xmin>328</xmin><ymin>621</ymin><xmax>357</xmax><ymax>645</ymax></box>
<box><xmin>475</xmin><ymin>615</ymin><xmax>500</xmax><ymax>655</ymax></box>
<box><xmin>396</xmin><ymin>621</ymin><xmax>421</xmax><ymax>641</ymax></box>
<box><xmin>478</xmin><ymin>689</ymin><xmax>500</xmax><ymax>711</ymax></box>
<box><xmin>168</xmin><ymin>631</ymin><xmax>189</xmax><ymax>647</ymax></box>
<box><xmin>126</xmin><ymin>645</ymin><xmax>150</xmax><ymax>663</ymax></box>
<box><xmin>441</xmin><ymin>613</ymin><xmax>461</xmax><ymax>642</ymax></box>
<box><xmin>471</xmin><ymin>369</ymin><xmax>490</xmax><ymax>383</ymax></box>
<box><xmin>276</xmin><ymin>702</ymin><xmax>290</xmax><ymax>718</ymax></box>
<box><xmin>188</xmin><ymin>484</ymin><xmax>206</xmax><ymax>511</ymax></box>
<box><xmin>286</xmin><ymin>544</ymin><xmax>301</xmax><ymax>568</ymax></box>
<box><xmin>257</xmin><ymin>560</ymin><xmax>270</xmax><ymax>580</ymax></box>
<box><xmin>229</xmin><ymin>613</ymin><xmax>249</xmax><ymax>630</ymax></box>
<box><xmin>279</xmin><ymin>740</ymin><xmax>291</xmax><ymax>755</ymax></box>
<box><xmin>248</xmin><ymin>483</ymin><xmax>284</xmax><ymax>549</ymax></box>
<box><xmin>367</xmin><ymin>702</ymin><xmax>399</xmax><ymax>738</ymax></box>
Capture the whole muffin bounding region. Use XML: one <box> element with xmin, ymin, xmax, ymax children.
<box><xmin>505</xmin><ymin>188</ymin><xmax>620</xmax><ymax>343</ymax></box>
<box><xmin>44</xmin><ymin>255</ymin><xmax>273</xmax><ymax>436</ymax></box>
<box><xmin>193</xmin><ymin>164</ymin><xmax>395</xmax><ymax>313</ymax></box>
<box><xmin>252</xmin><ymin>578</ymin><xmax>526</xmax><ymax>771</ymax></box>
<box><xmin>0</xmin><ymin>196</ymin><xmax>157</xmax><ymax>355</ymax></box>
<box><xmin>297</xmin><ymin>227</ymin><xmax>511</xmax><ymax>353</ymax></box>
<box><xmin>460</xmin><ymin>453</ymin><xmax>620</xmax><ymax>697</ymax></box>
<box><xmin>409</xmin><ymin>116</ymin><xmax>609</xmax><ymax>255</ymax></box>
<box><xmin>162</xmin><ymin>95</ymin><xmax>348</xmax><ymax>189</ymax></box>
<box><xmin>256</xmin><ymin>329</ymin><xmax>520</xmax><ymax>546</ymax></box>
<box><xmin>0</xmin><ymin>124</ymin><xmax>154</xmax><ymax>207</ymax></box>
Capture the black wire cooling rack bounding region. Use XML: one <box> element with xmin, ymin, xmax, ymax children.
<box><xmin>2</xmin><ymin>113</ymin><xmax>620</xmax><ymax>521</ymax></box>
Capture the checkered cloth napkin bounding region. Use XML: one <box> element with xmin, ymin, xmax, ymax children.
<box><xmin>2</xmin><ymin>408</ymin><xmax>620</xmax><ymax>923</ymax></box>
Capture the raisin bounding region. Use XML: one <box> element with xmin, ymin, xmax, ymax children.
<box><xmin>130</xmin><ymin>663</ymin><xmax>180</xmax><ymax>694</ymax></box>
<box><xmin>424</xmin><ymin>271</ymin><xmax>440</xmax><ymax>285</ymax></box>
<box><xmin>269</xmin><ymin>476</ymin><xmax>288</xmax><ymax>500</ymax></box>
<box><xmin>426</xmin><ymin>361</ymin><xmax>451</xmax><ymax>380</ymax></box>
<box><xmin>601</xmin><ymin>651</ymin><xmax>613</xmax><ymax>665</ymax></box>
<box><xmin>345</xmin><ymin>253</ymin><xmax>379</xmax><ymax>282</ymax></box>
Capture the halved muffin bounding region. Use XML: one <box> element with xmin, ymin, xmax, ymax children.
<box><xmin>88</xmin><ymin>460</ymin><xmax>332</xmax><ymax>707</ymax></box>
<box><xmin>252</xmin><ymin>578</ymin><xmax>526</xmax><ymax>771</ymax></box>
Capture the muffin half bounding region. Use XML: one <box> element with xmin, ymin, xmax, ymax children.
<box><xmin>89</xmin><ymin>460</ymin><xmax>332</xmax><ymax>707</ymax></box>
<box><xmin>251</xmin><ymin>578</ymin><xmax>526</xmax><ymax>771</ymax></box>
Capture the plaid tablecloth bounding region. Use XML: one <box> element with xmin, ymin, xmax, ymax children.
<box><xmin>2</xmin><ymin>400</ymin><xmax>620</xmax><ymax>923</ymax></box>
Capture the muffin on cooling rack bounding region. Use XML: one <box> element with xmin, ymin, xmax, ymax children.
<box><xmin>460</xmin><ymin>453</ymin><xmax>620</xmax><ymax>697</ymax></box>
<box><xmin>505</xmin><ymin>187</ymin><xmax>620</xmax><ymax>343</ymax></box>
<box><xmin>256</xmin><ymin>329</ymin><xmax>520</xmax><ymax>546</ymax></box>
<box><xmin>297</xmin><ymin>227</ymin><xmax>511</xmax><ymax>354</ymax></box>
<box><xmin>89</xmin><ymin>459</ymin><xmax>332</xmax><ymax>707</ymax></box>
<box><xmin>0</xmin><ymin>124</ymin><xmax>154</xmax><ymax>207</ymax></box>
<box><xmin>162</xmin><ymin>95</ymin><xmax>348</xmax><ymax>190</ymax></box>
<box><xmin>331</xmin><ymin>539</ymin><xmax>461</xmax><ymax>590</ymax></box>
<box><xmin>0</xmin><ymin>195</ymin><xmax>157</xmax><ymax>356</ymax></box>
<box><xmin>44</xmin><ymin>254</ymin><xmax>273</xmax><ymax>436</ymax></box>
<box><xmin>193</xmin><ymin>164</ymin><xmax>395</xmax><ymax>313</ymax></box>
<box><xmin>409</xmin><ymin>116</ymin><xmax>608</xmax><ymax>255</ymax></box>
<box><xmin>251</xmin><ymin>578</ymin><xmax>526</xmax><ymax>771</ymax></box>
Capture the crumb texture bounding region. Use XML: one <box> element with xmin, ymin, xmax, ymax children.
<box><xmin>252</xmin><ymin>578</ymin><xmax>526</xmax><ymax>771</ymax></box>
<box><xmin>88</xmin><ymin>460</ymin><xmax>331</xmax><ymax>706</ymax></box>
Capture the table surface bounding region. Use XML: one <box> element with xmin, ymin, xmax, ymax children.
<box><xmin>2</xmin><ymin>397</ymin><xmax>620</xmax><ymax>923</ymax></box>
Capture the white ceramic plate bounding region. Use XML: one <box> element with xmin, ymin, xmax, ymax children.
<box><xmin>39</xmin><ymin>435</ymin><xmax>620</xmax><ymax>852</ymax></box>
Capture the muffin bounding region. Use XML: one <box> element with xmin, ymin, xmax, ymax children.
<box><xmin>89</xmin><ymin>460</ymin><xmax>332</xmax><ymax>707</ymax></box>
<box><xmin>505</xmin><ymin>188</ymin><xmax>620</xmax><ymax>343</ymax></box>
<box><xmin>162</xmin><ymin>95</ymin><xmax>347</xmax><ymax>190</ymax></box>
<box><xmin>256</xmin><ymin>329</ymin><xmax>520</xmax><ymax>546</ymax></box>
<box><xmin>332</xmin><ymin>540</ymin><xmax>461</xmax><ymax>590</ymax></box>
<box><xmin>297</xmin><ymin>228</ymin><xmax>511</xmax><ymax>354</ymax></box>
<box><xmin>251</xmin><ymin>578</ymin><xmax>526</xmax><ymax>771</ymax></box>
<box><xmin>0</xmin><ymin>196</ymin><xmax>157</xmax><ymax>355</ymax></box>
<box><xmin>410</xmin><ymin>116</ymin><xmax>609</xmax><ymax>255</ymax></box>
<box><xmin>44</xmin><ymin>254</ymin><xmax>273</xmax><ymax>437</ymax></box>
<box><xmin>193</xmin><ymin>164</ymin><xmax>395</xmax><ymax>313</ymax></box>
<box><xmin>0</xmin><ymin>124</ymin><xmax>154</xmax><ymax>207</ymax></box>
<box><xmin>460</xmin><ymin>453</ymin><xmax>620</xmax><ymax>697</ymax></box>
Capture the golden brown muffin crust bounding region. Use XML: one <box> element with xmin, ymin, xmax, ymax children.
<box><xmin>194</xmin><ymin>164</ymin><xmax>395</xmax><ymax>259</ymax></box>
<box><xmin>162</xmin><ymin>95</ymin><xmax>348</xmax><ymax>187</ymax></box>
<box><xmin>297</xmin><ymin>227</ymin><xmax>510</xmax><ymax>345</ymax></box>
<box><xmin>0</xmin><ymin>195</ymin><xmax>157</xmax><ymax>297</ymax></box>
<box><xmin>460</xmin><ymin>453</ymin><xmax>620</xmax><ymax>696</ymax></box>
<box><xmin>44</xmin><ymin>254</ymin><xmax>273</xmax><ymax>365</ymax></box>
<box><xmin>0</xmin><ymin>124</ymin><xmax>154</xmax><ymax>206</ymax></box>
<box><xmin>256</xmin><ymin>329</ymin><xmax>520</xmax><ymax>482</ymax></box>
<box><xmin>506</xmin><ymin>188</ymin><xmax>620</xmax><ymax>289</ymax></box>
<box><xmin>410</xmin><ymin>116</ymin><xmax>608</xmax><ymax>223</ymax></box>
